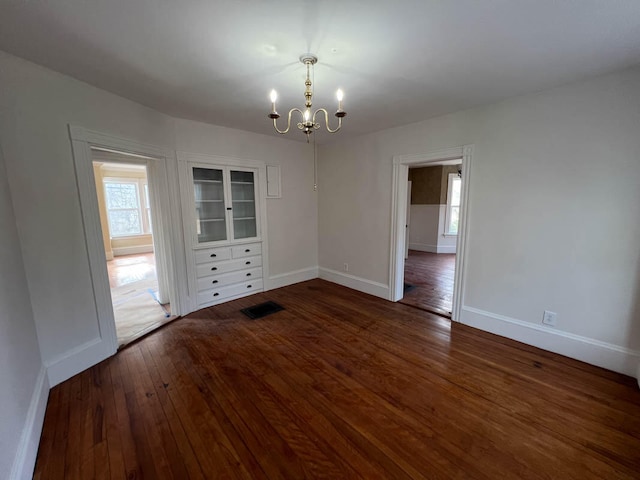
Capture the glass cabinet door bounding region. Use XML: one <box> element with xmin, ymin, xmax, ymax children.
<box><xmin>229</xmin><ymin>170</ymin><xmax>257</xmax><ymax>240</ymax></box>
<box><xmin>192</xmin><ymin>167</ymin><xmax>227</xmax><ymax>243</ymax></box>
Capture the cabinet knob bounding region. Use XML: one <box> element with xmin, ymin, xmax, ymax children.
<box><xmin>213</xmin><ymin>293</ymin><xmax>219</xmax><ymax>297</ymax></box>
<box><xmin>210</xmin><ymin>253</ymin><xmax>217</xmax><ymax>257</ymax></box>
<box><xmin>211</xmin><ymin>267</ymin><xmax>217</xmax><ymax>271</ymax></box>
<box><xmin>244</xmin><ymin>249</ymin><xmax>250</xmax><ymax>252</ymax></box>
<box><xmin>212</xmin><ymin>280</ymin><xmax>218</xmax><ymax>284</ymax></box>
<box><xmin>226</xmin><ymin>207</ymin><xmax>232</xmax><ymax>211</ymax></box>
<box><xmin>245</xmin><ymin>261</ymin><xmax>250</xmax><ymax>265</ymax></box>
<box><xmin>246</xmin><ymin>273</ymin><xmax>251</xmax><ymax>276</ymax></box>
<box><xmin>247</xmin><ymin>285</ymin><xmax>252</xmax><ymax>288</ymax></box>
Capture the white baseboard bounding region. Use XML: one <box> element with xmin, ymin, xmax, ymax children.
<box><xmin>409</xmin><ymin>243</ymin><xmax>438</xmax><ymax>253</ymax></box>
<box><xmin>266</xmin><ymin>266</ymin><xmax>318</xmax><ymax>290</ymax></box>
<box><xmin>112</xmin><ymin>245</ymin><xmax>154</xmax><ymax>256</ymax></box>
<box><xmin>461</xmin><ymin>306</ymin><xmax>640</xmax><ymax>378</ymax></box>
<box><xmin>319</xmin><ymin>267</ymin><xmax>389</xmax><ymax>300</ymax></box>
<box><xmin>9</xmin><ymin>366</ymin><xmax>49</xmax><ymax>480</ymax></box>
<box><xmin>45</xmin><ymin>336</ymin><xmax>115</xmax><ymax>387</ymax></box>
<box><xmin>408</xmin><ymin>243</ymin><xmax>456</xmax><ymax>254</ymax></box>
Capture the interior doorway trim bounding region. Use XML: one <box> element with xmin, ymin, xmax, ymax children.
<box><xmin>68</xmin><ymin>125</ymin><xmax>187</xmax><ymax>367</ymax></box>
<box><xmin>389</xmin><ymin>145</ymin><xmax>473</xmax><ymax>321</ymax></box>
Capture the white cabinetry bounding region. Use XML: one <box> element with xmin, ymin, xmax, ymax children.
<box><xmin>179</xmin><ymin>154</ymin><xmax>267</xmax><ymax>311</ymax></box>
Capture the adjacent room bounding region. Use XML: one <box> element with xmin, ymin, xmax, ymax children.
<box><xmin>1</xmin><ymin>1</ymin><xmax>639</xmax><ymax>479</ymax></box>
<box><xmin>402</xmin><ymin>162</ymin><xmax>462</xmax><ymax>317</ymax></box>
<box><xmin>92</xmin><ymin>152</ymin><xmax>177</xmax><ymax>347</ymax></box>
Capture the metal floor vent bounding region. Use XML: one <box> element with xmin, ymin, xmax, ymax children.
<box><xmin>241</xmin><ymin>301</ymin><xmax>284</xmax><ymax>319</ymax></box>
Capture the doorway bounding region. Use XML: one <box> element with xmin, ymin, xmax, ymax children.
<box><xmin>389</xmin><ymin>145</ymin><xmax>472</xmax><ymax>322</ymax></box>
<box><xmin>92</xmin><ymin>150</ymin><xmax>177</xmax><ymax>347</ymax></box>
<box><xmin>400</xmin><ymin>163</ymin><xmax>461</xmax><ymax>317</ymax></box>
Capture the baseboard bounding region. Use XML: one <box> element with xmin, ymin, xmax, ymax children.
<box><xmin>409</xmin><ymin>243</ymin><xmax>438</xmax><ymax>253</ymax></box>
<box><xmin>461</xmin><ymin>306</ymin><xmax>640</xmax><ymax>377</ymax></box>
<box><xmin>319</xmin><ymin>267</ymin><xmax>389</xmax><ymax>300</ymax></box>
<box><xmin>436</xmin><ymin>245</ymin><xmax>457</xmax><ymax>254</ymax></box>
<box><xmin>266</xmin><ymin>266</ymin><xmax>318</xmax><ymax>290</ymax></box>
<box><xmin>112</xmin><ymin>245</ymin><xmax>154</xmax><ymax>256</ymax></box>
<box><xmin>9</xmin><ymin>366</ymin><xmax>50</xmax><ymax>480</ymax></box>
<box><xmin>45</xmin><ymin>336</ymin><xmax>115</xmax><ymax>387</ymax></box>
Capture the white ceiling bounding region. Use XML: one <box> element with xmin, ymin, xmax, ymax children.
<box><xmin>1</xmin><ymin>0</ymin><xmax>640</xmax><ymax>143</ymax></box>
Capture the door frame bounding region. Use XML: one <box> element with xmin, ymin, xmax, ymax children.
<box><xmin>69</xmin><ymin>125</ymin><xmax>188</xmax><ymax>357</ymax></box>
<box><xmin>389</xmin><ymin>145</ymin><xmax>473</xmax><ymax>321</ymax></box>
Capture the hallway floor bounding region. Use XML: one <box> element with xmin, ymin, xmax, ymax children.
<box><xmin>400</xmin><ymin>250</ymin><xmax>455</xmax><ymax>318</ymax></box>
<box><xmin>107</xmin><ymin>253</ymin><xmax>176</xmax><ymax>347</ymax></box>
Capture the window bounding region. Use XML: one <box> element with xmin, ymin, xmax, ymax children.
<box><xmin>445</xmin><ymin>173</ymin><xmax>462</xmax><ymax>235</ymax></box>
<box><xmin>104</xmin><ymin>178</ymin><xmax>152</xmax><ymax>237</ymax></box>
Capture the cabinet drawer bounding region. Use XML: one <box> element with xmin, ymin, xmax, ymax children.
<box><xmin>194</xmin><ymin>246</ymin><xmax>231</xmax><ymax>264</ymax></box>
<box><xmin>197</xmin><ymin>267</ymin><xmax>262</xmax><ymax>291</ymax></box>
<box><xmin>195</xmin><ymin>255</ymin><xmax>262</xmax><ymax>278</ymax></box>
<box><xmin>231</xmin><ymin>243</ymin><xmax>261</xmax><ymax>259</ymax></box>
<box><xmin>197</xmin><ymin>279</ymin><xmax>263</xmax><ymax>306</ymax></box>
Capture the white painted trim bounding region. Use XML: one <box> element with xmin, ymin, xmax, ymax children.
<box><xmin>112</xmin><ymin>245</ymin><xmax>154</xmax><ymax>256</ymax></box>
<box><xmin>266</xmin><ymin>266</ymin><xmax>318</xmax><ymax>290</ymax></box>
<box><xmin>68</xmin><ymin>125</ymin><xmax>189</xmax><ymax>386</ymax></box>
<box><xmin>460</xmin><ymin>306</ymin><xmax>640</xmax><ymax>377</ymax></box>
<box><xmin>45</xmin><ymin>337</ymin><xmax>108</xmax><ymax>386</ymax></box>
<box><xmin>389</xmin><ymin>144</ymin><xmax>473</xmax><ymax>323</ymax></box>
<box><xmin>9</xmin><ymin>366</ymin><xmax>49</xmax><ymax>480</ymax></box>
<box><xmin>409</xmin><ymin>243</ymin><xmax>438</xmax><ymax>253</ymax></box>
<box><xmin>437</xmin><ymin>245</ymin><xmax>457</xmax><ymax>254</ymax></box>
<box><xmin>319</xmin><ymin>267</ymin><xmax>389</xmax><ymax>299</ymax></box>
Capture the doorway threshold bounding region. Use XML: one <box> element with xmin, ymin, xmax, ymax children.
<box><xmin>399</xmin><ymin>302</ymin><xmax>452</xmax><ymax>320</ymax></box>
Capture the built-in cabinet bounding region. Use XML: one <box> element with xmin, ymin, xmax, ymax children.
<box><xmin>179</xmin><ymin>155</ymin><xmax>267</xmax><ymax>311</ymax></box>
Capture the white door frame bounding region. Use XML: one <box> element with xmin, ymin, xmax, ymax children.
<box><xmin>69</xmin><ymin>125</ymin><xmax>188</xmax><ymax>357</ymax></box>
<box><xmin>389</xmin><ymin>145</ymin><xmax>473</xmax><ymax>321</ymax></box>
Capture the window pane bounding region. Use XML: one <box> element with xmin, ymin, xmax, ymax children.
<box><xmin>451</xmin><ymin>177</ymin><xmax>461</xmax><ymax>207</ymax></box>
<box><xmin>109</xmin><ymin>209</ymin><xmax>142</xmax><ymax>236</ymax></box>
<box><xmin>449</xmin><ymin>206</ymin><xmax>459</xmax><ymax>234</ymax></box>
<box><xmin>105</xmin><ymin>183</ymin><xmax>139</xmax><ymax>209</ymax></box>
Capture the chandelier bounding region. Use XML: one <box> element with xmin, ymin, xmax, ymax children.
<box><xmin>268</xmin><ymin>54</ymin><xmax>346</xmax><ymax>142</ymax></box>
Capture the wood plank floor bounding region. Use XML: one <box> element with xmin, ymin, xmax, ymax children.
<box><xmin>34</xmin><ymin>279</ymin><xmax>640</xmax><ymax>479</ymax></box>
<box><xmin>400</xmin><ymin>251</ymin><xmax>455</xmax><ymax>317</ymax></box>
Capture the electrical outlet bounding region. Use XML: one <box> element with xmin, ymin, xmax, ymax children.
<box><xmin>343</xmin><ymin>263</ymin><xmax>349</xmax><ymax>272</ymax></box>
<box><xmin>542</xmin><ymin>310</ymin><xmax>557</xmax><ymax>327</ymax></box>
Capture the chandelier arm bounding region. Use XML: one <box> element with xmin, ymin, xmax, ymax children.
<box><xmin>313</xmin><ymin>108</ymin><xmax>343</xmax><ymax>133</ymax></box>
<box><xmin>273</xmin><ymin>108</ymin><xmax>305</xmax><ymax>134</ymax></box>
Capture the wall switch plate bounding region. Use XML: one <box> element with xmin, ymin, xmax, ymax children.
<box><xmin>542</xmin><ymin>310</ymin><xmax>557</xmax><ymax>327</ymax></box>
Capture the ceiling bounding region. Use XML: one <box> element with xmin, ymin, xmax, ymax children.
<box><xmin>1</xmin><ymin>1</ymin><xmax>640</xmax><ymax>143</ymax></box>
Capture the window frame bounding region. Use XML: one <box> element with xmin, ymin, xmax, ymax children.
<box><xmin>444</xmin><ymin>172</ymin><xmax>461</xmax><ymax>236</ymax></box>
<box><xmin>103</xmin><ymin>177</ymin><xmax>152</xmax><ymax>238</ymax></box>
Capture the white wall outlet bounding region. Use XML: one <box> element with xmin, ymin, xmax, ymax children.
<box><xmin>542</xmin><ymin>310</ymin><xmax>557</xmax><ymax>327</ymax></box>
<box><xmin>343</xmin><ymin>263</ymin><xmax>349</xmax><ymax>272</ymax></box>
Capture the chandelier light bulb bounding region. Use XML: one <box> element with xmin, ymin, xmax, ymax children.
<box><xmin>270</xmin><ymin>89</ymin><xmax>278</xmax><ymax>103</ymax></box>
<box><xmin>336</xmin><ymin>89</ymin><xmax>344</xmax><ymax>102</ymax></box>
<box><xmin>304</xmin><ymin>109</ymin><xmax>310</xmax><ymax>122</ymax></box>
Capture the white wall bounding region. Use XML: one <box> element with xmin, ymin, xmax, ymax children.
<box><xmin>319</xmin><ymin>66</ymin><xmax>640</xmax><ymax>375</ymax></box>
<box><xmin>408</xmin><ymin>204</ymin><xmax>440</xmax><ymax>252</ymax></box>
<box><xmin>0</xmin><ymin>144</ymin><xmax>48</xmax><ymax>479</ymax></box>
<box><xmin>0</xmin><ymin>50</ymin><xmax>319</xmax><ymax>389</ymax></box>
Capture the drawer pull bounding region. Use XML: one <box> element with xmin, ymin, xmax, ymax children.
<box><xmin>212</xmin><ymin>280</ymin><xmax>218</xmax><ymax>284</ymax></box>
<box><xmin>210</xmin><ymin>253</ymin><xmax>217</xmax><ymax>258</ymax></box>
<box><xmin>245</xmin><ymin>261</ymin><xmax>251</xmax><ymax>265</ymax></box>
<box><xmin>247</xmin><ymin>285</ymin><xmax>252</xmax><ymax>288</ymax></box>
<box><xmin>211</xmin><ymin>267</ymin><xmax>218</xmax><ymax>271</ymax></box>
<box><xmin>246</xmin><ymin>273</ymin><xmax>251</xmax><ymax>277</ymax></box>
<box><xmin>244</xmin><ymin>248</ymin><xmax>251</xmax><ymax>253</ymax></box>
<box><xmin>213</xmin><ymin>292</ymin><xmax>219</xmax><ymax>297</ymax></box>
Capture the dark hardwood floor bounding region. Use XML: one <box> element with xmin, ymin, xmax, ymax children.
<box><xmin>34</xmin><ymin>279</ymin><xmax>640</xmax><ymax>479</ymax></box>
<box><xmin>400</xmin><ymin>250</ymin><xmax>456</xmax><ymax>317</ymax></box>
